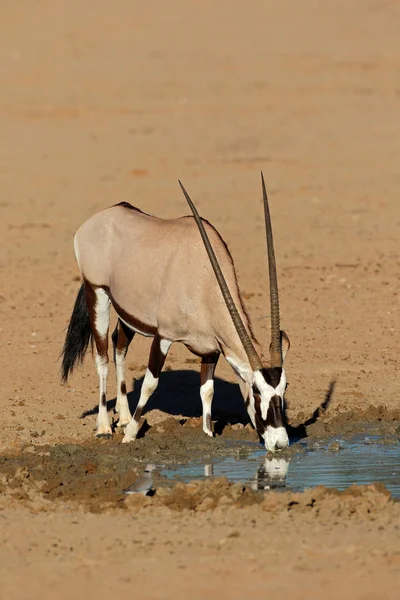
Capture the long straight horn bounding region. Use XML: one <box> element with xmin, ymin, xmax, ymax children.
<box><xmin>179</xmin><ymin>180</ymin><xmax>263</xmax><ymax>372</ymax></box>
<box><xmin>261</xmin><ymin>172</ymin><xmax>282</xmax><ymax>368</ymax></box>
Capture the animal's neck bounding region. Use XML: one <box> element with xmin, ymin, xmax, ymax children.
<box><xmin>220</xmin><ymin>336</ymin><xmax>264</xmax><ymax>384</ymax></box>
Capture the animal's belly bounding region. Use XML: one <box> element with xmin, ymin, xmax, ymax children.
<box><xmin>106</xmin><ymin>281</ymin><xmax>219</xmax><ymax>356</ymax></box>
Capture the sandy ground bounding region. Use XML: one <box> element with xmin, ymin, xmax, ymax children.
<box><xmin>0</xmin><ymin>0</ymin><xmax>399</xmax><ymax>598</ymax></box>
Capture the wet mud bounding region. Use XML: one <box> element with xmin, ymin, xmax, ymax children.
<box><xmin>0</xmin><ymin>411</ymin><xmax>398</xmax><ymax>513</ymax></box>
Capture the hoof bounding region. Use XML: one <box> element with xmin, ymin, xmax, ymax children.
<box><xmin>121</xmin><ymin>435</ymin><xmax>136</xmax><ymax>444</ymax></box>
<box><xmin>203</xmin><ymin>430</ymin><xmax>214</xmax><ymax>438</ymax></box>
<box><xmin>96</xmin><ymin>432</ymin><xmax>112</xmax><ymax>439</ymax></box>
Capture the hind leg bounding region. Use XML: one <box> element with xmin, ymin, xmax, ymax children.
<box><xmin>200</xmin><ymin>352</ymin><xmax>220</xmax><ymax>437</ymax></box>
<box><xmin>85</xmin><ymin>283</ymin><xmax>112</xmax><ymax>437</ymax></box>
<box><xmin>122</xmin><ymin>335</ymin><xmax>172</xmax><ymax>443</ymax></box>
<box><xmin>112</xmin><ymin>319</ymin><xmax>135</xmax><ymax>427</ymax></box>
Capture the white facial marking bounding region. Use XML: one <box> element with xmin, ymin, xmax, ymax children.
<box><xmin>264</xmin><ymin>427</ymin><xmax>289</xmax><ymax>452</ymax></box>
<box><xmin>253</xmin><ymin>368</ymin><xmax>287</xmax><ymax>420</ymax></box>
<box><xmin>264</xmin><ymin>457</ymin><xmax>289</xmax><ymax>481</ymax></box>
<box><xmin>160</xmin><ymin>339</ymin><xmax>172</xmax><ymax>355</ymax></box>
<box><xmin>253</xmin><ymin>371</ymin><xmax>273</xmax><ymax>420</ymax></box>
<box><xmin>252</xmin><ymin>457</ymin><xmax>289</xmax><ymax>490</ymax></box>
<box><xmin>251</xmin><ymin>369</ymin><xmax>289</xmax><ymax>451</ymax></box>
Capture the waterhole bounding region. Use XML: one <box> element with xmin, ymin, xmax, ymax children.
<box><xmin>161</xmin><ymin>434</ymin><xmax>400</xmax><ymax>498</ymax></box>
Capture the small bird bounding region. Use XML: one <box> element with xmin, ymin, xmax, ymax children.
<box><xmin>122</xmin><ymin>464</ymin><xmax>156</xmax><ymax>496</ymax></box>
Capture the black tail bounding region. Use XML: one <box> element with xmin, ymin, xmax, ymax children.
<box><xmin>61</xmin><ymin>283</ymin><xmax>93</xmax><ymax>383</ymax></box>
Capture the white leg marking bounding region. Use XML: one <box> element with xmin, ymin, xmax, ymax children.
<box><xmin>94</xmin><ymin>288</ymin><xmax>111</xmax><ymax>436</ymax></box>
<box><xmin>95</xmin><ymin>355</ymin><xmax>112</xmax><ymax>436</ymax></box>
<box><xmin>122</xmin><ymin>369</ymin><xmax>159</xmax><ymax>443</ymax></box>
<box><xmin>200</xmin><ymin>379</ymin><xmax>214</xmax><ymax>437</ymax></box>
<box><xmin>160</xmin><ymin>339</ymin><xmax>172</xmax><ymax>355</ymax></box>
<box><xmin>115</xmin><ymin>350</ymin><xmax>132</xmax><ymax>427</ymax></box>
<box><xmin>94</xmin><ymin>288</ymin><xmax>110</xmax><ymax>338</ymax></box>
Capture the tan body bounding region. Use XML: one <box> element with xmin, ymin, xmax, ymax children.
<box><xmin>75</xmin><ymin>204</ymin><xmax>257</xmax><ymax>365</ymax></box>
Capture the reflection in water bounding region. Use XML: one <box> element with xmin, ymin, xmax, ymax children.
<box><xmin>161</xmin><ymin>435</ymin><xmax>400</xmax><ymax>498</ymax></box>
<box><xmin>252</xmin><ymin>458</ymin><xmax>289</xmax><ymax>491</ymax></box>
<box><xmin>204</xmin><ymin>464</ymin><xmax>214</xmax><ymax>477</ymax></box>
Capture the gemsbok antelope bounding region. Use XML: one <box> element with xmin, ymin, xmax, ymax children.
<box><xmin>61</xmin><ymin>174</ymin><xmax>290</xmax><ymax>452</ymax></box>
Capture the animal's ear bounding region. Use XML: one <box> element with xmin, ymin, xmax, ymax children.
<box><xmin>281</xmin><ymin>330</ymin><xmax>290</xmax><ymax>362</ymax></box>
<box><xmin>268</xmin><ymin>330</ymin><xmax>290</xmax><ymax>363</ymax></box>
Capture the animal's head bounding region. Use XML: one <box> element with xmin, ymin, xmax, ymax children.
<box><xmin>251</xmin><ymin>331</ymin><xmax>290</xmax><ymax>452</ymax></box>
<box><xmin>180</xmin><ymin>173</ymin><xmax>291</xmax><ymax>453</ymax></box>
<box><xmin>252</xmin><ymin>456</ymin><xmax>289</xmax><ymax>490</ymax></box>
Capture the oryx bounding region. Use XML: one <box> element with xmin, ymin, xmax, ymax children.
<box><xmin>61</xmin><ymin>174</ymin><xmax>290</xmax><ymax>451</ymax></box>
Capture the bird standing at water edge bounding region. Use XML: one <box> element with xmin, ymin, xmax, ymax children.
<box><xmin>122</xmin><ymin>464</ymin><xmax>155</xmax><ymax>496</ymax></box>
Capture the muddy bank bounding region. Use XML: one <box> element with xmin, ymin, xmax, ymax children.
<box><xmin>4</xmin><ymin>402</ymin><xmax>400</xmax><ymax>456</ymax></box>
<box><xmin>0</xmin><ymin>421</ymin><xmax>259</xmax><ymax>509</ymax></box>
<box><xmin>0</xmin><ymin>410</ymin><xmax>398</xmax><ymax>511</ymax></box>
<box><xmin>124</xmin><ymin>479</ymin><xmax>398</xmax><ymax>520</ymax></box>
<box><xmin>1</xmin><ymin>454</ymin><xmax>398</xmax><ymax>524</ymax></box>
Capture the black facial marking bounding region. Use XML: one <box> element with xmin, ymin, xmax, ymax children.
<box><xmin>253</xmin><ymin>393</ymin><xmax>265</xmax><ymax>437</ymax></box>
<box><xmin>251</xmin><ymin>366</ymin><xmax>288</xmax><ymax>436</ymax></box>
<box><xmin>260</xmin><ymin>367</ymin><xmax>283</xmax><ymax>389</ymax></box>
<box><xmin>253</xmin><ymin>392</ymin><xmax>285</xmax><ymax>431</ymax></box>
<box><xmin>266</xmin><ymin>395</ymin><xmax>285</xmax><ymax>428</ymax></box>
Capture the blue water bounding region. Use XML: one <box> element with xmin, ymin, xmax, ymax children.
<box><xmin>161</xmin><ymin>435</ymin><xmax>400</xmax><ymax>498</ymax></box>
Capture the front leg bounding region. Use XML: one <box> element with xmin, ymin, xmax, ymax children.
<box><xmin>200</xmin><ymin>352</ymin><xmax>220</xmax><ymax>437</ymax></box>
<box><xmin>122</xmin><ymin>335</ymin><xmax>172</xmax><ymax>443</ymax></box>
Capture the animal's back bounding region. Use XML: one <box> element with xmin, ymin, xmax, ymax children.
<box><xmin>74</xmin><ymin>202</ymin><xmax>245</xmax><ymax>353</ymax></box>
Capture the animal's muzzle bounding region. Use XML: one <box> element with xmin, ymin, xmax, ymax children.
<box><xmin>264</xmin><ymin>426</ymin><xmax>289</xmax><ymax>452</ymax></box>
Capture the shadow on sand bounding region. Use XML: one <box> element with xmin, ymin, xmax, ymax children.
<box><xmin>80</xmin><ymin>369</ymin><xmax>336</xmax><ymax>444</ymax></box>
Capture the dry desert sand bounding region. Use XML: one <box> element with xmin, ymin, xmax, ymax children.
<box><xmin>0</xmin><ymin>1</ymin><xmax>399</xmax><ymax>599</ymax></box>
